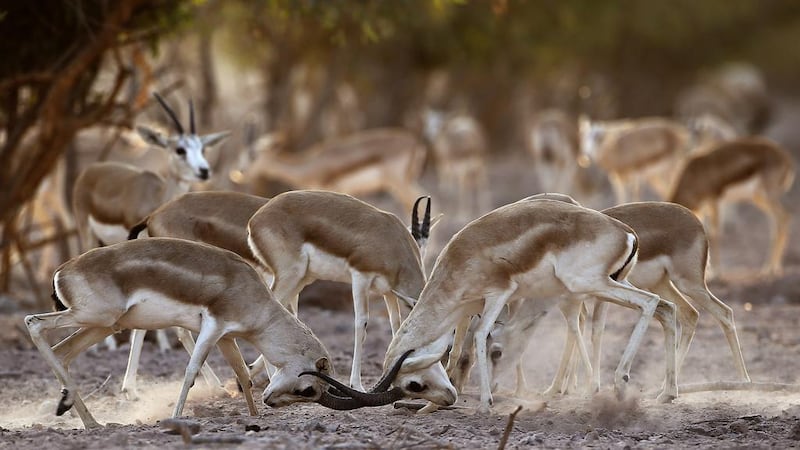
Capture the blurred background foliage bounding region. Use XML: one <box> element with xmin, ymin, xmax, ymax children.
<box><xmin>2</xmin><ymin>0</ymin><xmax>800</xmax><ymax>302</ymax></box>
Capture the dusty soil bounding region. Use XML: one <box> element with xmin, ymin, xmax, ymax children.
<box><xmin>4</xmin><ymin>102</ymin><xmax>800</xmax><ymax>449</ymax></box>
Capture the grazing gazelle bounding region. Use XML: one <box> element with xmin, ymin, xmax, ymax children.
<box><xmin>72</xmin><ymin>93</ymin><xmax>229</xmax><ymax>352</ymax></box>
<box><xmin>669</xmin><ymin>137</ymin><xmax>795</xmax><ymax>276</ymax></box>
<box><xmin>305</xmin><ymin>198</ymin><xmax>678</xmax><ymax>413</ymax></box>
<box><xmin>579</xmin><ymin>116</ymin><xmax>690</xmax><ymax>203</ymax></box>
<box><xmin>247</xmin><ymin>190</ymin><xmax>430</xmax><ymax>391</ymax></box>
<box><xmin>121</xmin><ymin>191</ymin><xmax>270</xmax><ymax>398</ymax></box>
<box><xmin>475</xmin><ymin>200</ymin><xmax>750</xmax><ymax>398</ymax></box>
<box><xmin>423</xmin><ymin>109</ymin><xmax>490</xmax><ymax>217</ymax></box>
<box><xmin>246</xmin><ymin>128</ymin><xmax>427</xmax><ymax>211</ymax></box>
<box><xmin>24</xmin><ymin>238</ymin><xmax>347</xmax><ymax>429</ymax></box>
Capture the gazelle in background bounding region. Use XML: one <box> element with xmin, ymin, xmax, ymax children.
<box><xmin>423</xmin><ymin>109</ymin><xmax>490</xmax><ymax>218</ymax></box>
<box><xmin>527</xmin><ymin>109</ymin><xmax>580</xmax><ymax>194</ymax></box>
<box><xmin>579</xmin><ymin>116</ymin><xmax>690</xmax><ymax>204</ymax></box>
<box><xmin>304</xmin><ymin>198</ymin><xmax>678</xmax><ymax>413</ymax></box>
<box><xmin>686</xmin><ymin>112</ymin><xmax>740</xmax><ymax>150</ymax></box>
<box><xmin>24</xmin><ymin>238</ymin><xmax>344</xmax><ymax>429</ymax></box>
<box><xmin>669</xmin><ymin>137</ymin><xmax>795</xmax><ymax>276</ymax></box>
<box><xmin>467</xmin><ymin>200</ymin><xmax>749</xmax><ymax>398</ymax></box>
<box><xmin>72</xmin><ymin>92</ymin><xmax>229</xmax><ymax>351</ymax></box>
<box><xmin>245</xmin><ymin>128</ymin><xmax>427</xmax><ymax>212</ymax></box>
<box><xmin>121</xmin><ymin>191</ymin><xmax>269</xmax><ymax>398</ymax></box>
<box><xmin>247</xmin><ymin>190</ymin><xmax>432</xmax><ymax>391</ymax></box>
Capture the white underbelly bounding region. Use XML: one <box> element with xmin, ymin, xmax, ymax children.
<box><xmin>116</xmin><ymin>289</ymin><xmax>205</xmax><ymax>331</ymax></box>
<box><xmin>720</xmin><ymin>175</ymin><xmax>760</xmax><ymax>203</ymax></box>
<box><xmin>89</xmin><ymin>216</ymin><xmax>130</xmax><ymax>245</ymax></box>
<box><xmin>327</xmin><ymin>166</ymin><xmax>384</xmax><ymax>195</ymax></box>
<box><xmin>303</xmin><ymin>243</ymin><xmax>354</xmax><ymax>283</ymax></box>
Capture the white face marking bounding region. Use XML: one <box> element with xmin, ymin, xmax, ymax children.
<box><xmin>173</xmin><ymin>134</ymin><xmax>210</xmax><ymax>181</ymax></box>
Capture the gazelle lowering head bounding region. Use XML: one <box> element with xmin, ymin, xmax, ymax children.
<box><xmin>247</xmin><ymin>190</ymin><xmax>429</xmax><ymax>391</ymax></box>
<box><xmin>306</xmin><ymin>199</ymin><xmax>677</xmax><ymax>413</ymax></box>
<box><xmin>24</xmin><ymin>238</ymin><xmax>344</xmax><ymax>430</ymax></box>
<box><xmin>579</xmin><ymin>115</ymin><xmax>690</xmax><ymax>203</ymax></box>
<box><xmin>72</xmin><ymin>92</ymin><xmax>229</xmax><ymax>252</ymax></box>
<box><xmin>669</xmin><ymin>136</ymin><xmax>795</xmax><ymax>276</ymax></box>
<box><xmin>483</xmin><ymin>200</ymin><xmax>749</xmax><ymax>397</ymax></box>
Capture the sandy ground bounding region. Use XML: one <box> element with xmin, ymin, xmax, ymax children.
<box><xmin>4</xmin><ymin>101</ymin><xmax>800</xmax><ymax>448</ymax></box>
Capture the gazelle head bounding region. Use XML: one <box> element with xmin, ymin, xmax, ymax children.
<box><xmin>577</xmin><ymin>114</ymin><xmax>602</xmax><ymax>168</ymax></box>
<box><xmin>262</xmin><ymin>355</ymin><xmax>333</xmax><ymax>408</ymax></box>
<box><xmin>136</xmin><ymin>92</ymin><xmax>230</xmax><ymax>183</ymax></box>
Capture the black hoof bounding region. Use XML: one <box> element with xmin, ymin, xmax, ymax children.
<box><xmin>56</xmin><ymin>389</ymin><xmax>73</xmax><ymax>416</ymax></box>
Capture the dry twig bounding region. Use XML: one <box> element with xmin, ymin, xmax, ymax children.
<box><xmin>497</xmin><ymin>405</ymin><xmax>523</xmax><ymax>450</ymax></box>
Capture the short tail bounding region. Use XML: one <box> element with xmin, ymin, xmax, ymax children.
<box><xmin>128</xmin><ymin>219</ymin><xmax>148</xmax><ymax>240</ymax></box>
<box><xmin>52</xmin><ymin>277</ymin><xmax>67</xmax><ymax>311</ymax></box>
<box><xmin>610</xmin><ymin>232</ymin><xmax>638</xmax><ymax>281</ymax></box>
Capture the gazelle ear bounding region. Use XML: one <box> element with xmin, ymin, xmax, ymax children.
<box><xmin>315</xmin><ymin>357</ymin><xmax>332</xmax><ymax>375</ymax></box>
<box><xmin>201</xmin><ymin>131</ymin><xmax>231</xmax><ymax>147</ymax></box>
<box><xmin>136</xmin><ymin>126</ymin><xmax>169</xmax><ymax>148</ymax></box>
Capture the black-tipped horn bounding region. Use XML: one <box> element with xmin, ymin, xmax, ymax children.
<box><xmin>153</xmin><ymin>92</ymin><xmax>184</xmax><ymax>134</ymax></box>
<box><xmin>189</xmin><ymin>99</ymin><xmax>196</xmax><ymax>134</ymax></box>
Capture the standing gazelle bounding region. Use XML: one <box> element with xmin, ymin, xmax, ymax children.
<box><xmin>72</xmin><ymin>92</ymin><xmax>229</xmax><ymax>253</ymax></box>
<box><xmin>669</xmin><ymin>137</ymin><xmax>795</xmax><ymax>276</ymax></box>
<box><xmin>477</xmin><ymin>200</ymin><xmax>750</xmax><ymax>398</ymax></box>
<box><xmin>305</xmin><ymin>199</ymin><xmax>678</xmax><ymax>413</ymax></box>
<box><xmin>247</xmin><ymin>190</ymin><xmax>429</xmax><ymax>391</ymax></box>
<box><xmin>24</xmin><ymin>238</ymin><xmax>347</xmax><ymax>429</ymax></box>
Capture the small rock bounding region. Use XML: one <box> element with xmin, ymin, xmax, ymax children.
<box><xmin>245</xmin><ymin>424</ymin><xmax>261</xmax><ymax>432</ymax></box>
<box><xmin>789</xmin><ymin>422</ymin><xmax>800</xmax><ymax>440</ymax></box>
<box><xmin>729</xmin><ymin>420</ymin><xmax>749</xmax><ymax>434</ymax></box>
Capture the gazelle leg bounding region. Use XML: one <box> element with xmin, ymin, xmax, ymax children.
<box><xmin>53</xmin><ymin>327</ymin><xmax>115</xmax><ymax>368</ymax></box>
<box><xmin>474</xmin><ymin>283</ymin><xmax>519</xmax><ymax>413</ymax></box>
<box><xmin>24</xmin><ymin>312</ymin><xmax>102</xmax><ymax>429</ymax></box>
<box><xmin>706</xmin><ymin>202</ymin><xmax>722</xmax><ymax>276</ymax></box>
<box><xmin>382</xmin><ymin>291</ymin><xmax>402</xmax><ymax>336</ymax></box>
<box><xmin>446</xmin><ymin>315</ymin><xmax>474</xmax><ymax>392</ymax></box>
<box><xmin>672</xmin><ymin>276</ymin><xmax>750</xmax><ymax>381</ymax></box>
<box><xmin>173</xmin><ymin>319</ymin><xmax>225</xmax><ymax>418</ymax></box>
<box><xmin>649</xmin><ymin>277</ymin><xmax>698</xmax><ymax>379</ymax></box>
<box><xmin>121</xmin><ymin>329</ymin><xmax>147</xmax><ymax>399</ymax></box>
<box><xmin>513</xmin><ymin>361</ymin><xmax>529</xmax><ymax>397</ymax></box>
<box><xmin>752</xmin><ymin>191</ymin><xmax>789</xmax><ymax>276</ymax></box>
<box><xmin>590</xmin><ymin>300</ymin><xmax>609</xmax><ymax>393</ymax></box>
<box><xmin>349</xmin><ymin>272</ymin><xmax>374</xmax><ymax>391</ymax></box>
<box><xmin>588</xmin><ymin>280</ymin><xmax>672</xmax><ymax>401</ymax></box>
<box><xmin>155</xmin><ymin>329</ymin><xmax>171</xmax><ymax>352</ymax></box>
<box><xmin>542</xmin><ymin>318</ymin><xmax>577</xmax><ymax>398</ymax></box>
<box><xmin>174</xmin><ymin>327</ymin><xmax>224</xmax><ymax>392</ymax></box>
<box><xmin>216</xmin><ymin>337</ymin><xmax>257</xmax><ymax>416</ymax></box>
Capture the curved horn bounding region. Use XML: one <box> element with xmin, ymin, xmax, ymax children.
<box><xmin>153</xmin><ymin>92</ymin><xmax>184</xmax><ymax>134</ymax></box>
<box><xmin>411</xmin><ymin>196</ymin><xmax>424</xmax><ymax>240</ymax></box>
<box><xmin>316</xmin><ymin>388</ymin><xmax>405</xmax><ymax>410</ymax></box>
<box><xmin>189</xmin><ymin>99</ymin><xmax>196</xmax><ymax>134</ymax></box>
<box><xmin>300</xmin><ymin>349</ymin><xmax>414</xmax><ymax>400</ymax></box>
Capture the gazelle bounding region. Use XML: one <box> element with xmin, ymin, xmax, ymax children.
<box><xmin>305</xmin><ymin>198</ymin><xmax>678</xmax><ymax>413</ymax></box>
<box><xmin>24</xmin><ymin>237</ymin><xmax>352</xmax><ymax>430</ymax></box>
<box><xmin>72</xmin><ymin>92</ymin><xmax>229</xmax><ymax>253</ymax></box>
<box><xmin>669</xmin><ymin>137</ymin><xmax>795</xmax><ymax>276</ymax></box>
<box><xmin>247</xmin><ymin>190</ymin><xmax>430</xmax><ymax>391</ymax></box>
<box><xmin>579</xmin><ymin>116</ymin><xmax>690</xmax><ymax>203</ymax></box>
<box><xmin>687</xmin><ymin>112</ymin><xmax>739</xmax><ymax>150</ymax></box>
<box><xmin>527</xmin><ymin>109</ymin><xmax>580</xmax><ymax>194</ymax></box>
<box><xmin>478</xmin><ymin>200</ymin><xmax>750</xmax><ymax>397</ymax></box>
<box><xmin>423</xmin><ymin>109</ymin><xmax>490</xmax><ymax>217</ymax></box>
<box><xmin>246</xmin><ymin>128</ymin><xmax>427</xmax><ymax>211</ymax></box>
<box><xmin>71</xmin><ymin>93</ymin><xmax>228</xmax><ymax>352</ymax></box>
<box><xmin>121</xmin><ymin>191</ymin><xmax>270</xmax><ymax>398</ymax></box>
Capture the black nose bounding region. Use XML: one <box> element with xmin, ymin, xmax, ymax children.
<box><xmin>199</xmin><ymin>168</ymin><xmax>209</xmax><ymax>180</ymax></box>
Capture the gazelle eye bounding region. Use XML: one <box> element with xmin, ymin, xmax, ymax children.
<box><xmin>176</xmin><ymin>147</ymin><xmax>186</xmax><ymax>156</ymax></box>
<box><xmin>491</xmin><ymin>349</ymin><xmax>503</xmax><ymax>361</ymax></box>
<box><xmin>294</xmin><ymin>386</ymin><xmax>316</xmax><ymax>397</ymax></box>
<box><xmin>407</xmin><ymin>381</ymin><xmax>427</xmax><ymax>393</ymax></box>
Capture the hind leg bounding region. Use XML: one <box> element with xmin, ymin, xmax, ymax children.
<box><xmin>217</xmin><ymin>337</ymin><xmax>257</xmax><ymax>416</ymax></box>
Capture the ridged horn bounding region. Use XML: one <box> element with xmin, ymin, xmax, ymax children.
<box><xmin>301</xmin><ymin>349</ymin><xmax>414</xmax><ymax>401</ymax></box>
<box><xmin>411</xmin><ymin>197</ymin><xmax>425</xmax><ymax>240</ymax></box>
<box><xmin>316</xmin><ymin>388</ymin><xmax>405</xmax><ymax>410</ymax></box>
<box><xmin>421</xmin><ymin>196</ymin><xmax>431</xmax><ymax>239</ymax></box>
<box><xmin>153</xmin><ymin>92</ymin><xmax>184</xmax><ymax>134</ymax></box>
